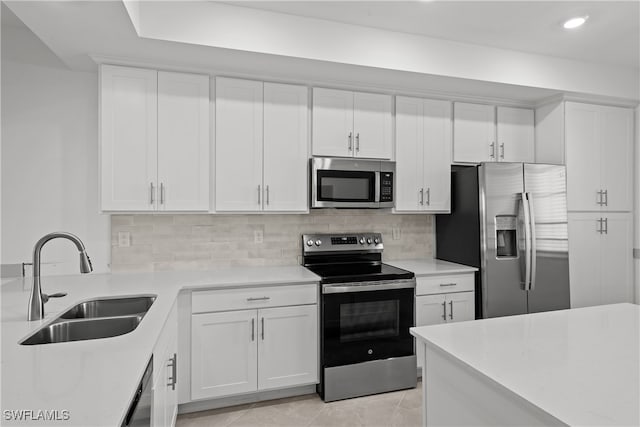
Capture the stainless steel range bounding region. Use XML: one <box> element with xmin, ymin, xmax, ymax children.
<box><xmin>302</xmin><ymin>233</ymin><xmax>417</xmax><ymax>402</ymax></box>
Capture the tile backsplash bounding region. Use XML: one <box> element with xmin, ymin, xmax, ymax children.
<box><xmin>110</xmin><ymin>210</ymin><xmax>434</xmax><ymax>272</ymax></box>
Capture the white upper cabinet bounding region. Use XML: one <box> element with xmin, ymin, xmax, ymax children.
<box><xmin>100</xmin><ymin>65</ymin><xmax>209</xmax><ymax>211</ymax></box>
<box><xmin>215</xmin><ymin>78</ymin><xmax>308</xmax><ymax>212</ymax></box>
<box><xmin>312</xmin><ymin>88</ymin><xmax>391</xmax><ymax>159</ymax></box>
<box><xmin>565</xmin><ymin>102</ymin><xmax>633</xmax><ymax>211</ymax></box>
<box><xmin>157</xmin><ymin>72</ymin><xmax>210</xmax><ymax>211</ymax></box>
<box><xmin>263</xmin><ymin>83</ymin><xmax>309</xmax><ymax>212</ymax></box>
<box><xmin>453</xmin><ymin>102</ymin><xmax>534</xmax><ymax>164</ymax></box>
<box><xmin>101</xmin><ymin>65</ymin><xmax>158</xmax><ymax>211</ymax></box>
<box><xmin>453</xmin><ymin>102</ymin><xmax>496</xmax><ymax>163</ymax></box>
<box><xmin>395</xmin><ymin>96</ymin><xmax>451</xmax><ymax>213</ymax></box>
<box><xmin>496</xmin><ymin>107</ymin><xmax>534</xmax><ymax>163</ymax></box>
<box><xmin>215</xmin><ymin>77</ymin><xmax>264</xmax><ymax>211</ymax></box>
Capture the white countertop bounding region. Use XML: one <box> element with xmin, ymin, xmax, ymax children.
<box><xmin>1</xmin><ymin>266</ymin><xmax>319</xmax><ymax>426</ymax></box>
<box><xmin>387</xmin><ymin>258</ymin><xmax>478</xmax><ymax>276</ymax></box>
<box><xmin>411</xmin><ymin>303</ymin><xmax>640</xmax><ymax>426</ymax></box>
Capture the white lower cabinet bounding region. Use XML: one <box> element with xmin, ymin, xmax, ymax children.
<box><xmin>191</xmin><ymin>286</ymin><xmax>318</xmax><ymax>401</ymax></box>
<box><xmin>153</xmin><ymin>301</ymin><xmax>178</xmax><ymax>427</ymax></box>
<box><xmin>415</xmin><ymin>273</ymin><xmax>475</xmax><ymax>370</ymax></box>
<box><xmin>568</xmin><ymin>212</ymin><xmax>633</xmax><ymax>308</ymax></box>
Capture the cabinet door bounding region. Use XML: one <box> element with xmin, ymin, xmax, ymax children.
<box><xmin>263</xmin><ymin>83</ymin><xmax>308</xmax><ymax>212</ymax></box>
<box><xmin>453</xmin><ymin>102</ymin><xmax>495</xmax><ymax>163</ymax></box>
<box><xmin>157</xmin><ymin>72</ymin><xmax>209</xmax><ymax>211</ymax></box>
<box><xmin>447</xmin><ymin>292</ymin><xmax>475</xmax><ymax>322</ymax></box>
<box><xmin>497</xmin><ymin>107</ymin><xmax>534</xmax><ymax>163</ymax></box>
<box><xmin>100</xmin><ymin>65</ymin><xmax>157</xmax><ymax>211</ymax></box>
<box><xmin>257</xmin><ymin>305</ymin><xmax>318</xmax><ymax>390</ymax></box>
<box><xmin>415</xmin><ymin>294</ymin><xmax>447</xmax><ymax>369</ymax></box>
<box><xmin>312</xmin><ymin>88</ymin><xmax>353</xmax><ymax>157</ymax></box>
<box><xmin>395</xmin><ymin>96</ymin><xmax>423</xmax><ymax>211</ymax></box>
<box><xmin>565</xmin><ymin>103</ymin><xmax>602</xmax><ymax>211</ymax></box>
<box><xmin>191</xmin><ymin>311</ymin><xmax>258</xmax><ymax>400</ymax></box>
<box><xmin>353</xmin><ymin>92</ymin><xmax>392</xmax><ymax>159</ymax></box>
<box><xmin>600</xmin><ymin>214</ymin><xmax>633</xmax><ymax>304</ymax></box>
<box><xmin>215</xmin><ymin>77</ymin><xmax>263</xmax><ymax>211</ymax></box>
<box><xmin>568</xmin><ymin>213</ymin><xmax>602</xmax><ymax>308</ymax></box>
<box><xmin>422</xmin><ymin>99</ymin><xmax>452</xmax><ymax>212</ymax></box>
<box><xmin>599</xmin><ymin>106</ymin><xmax>633</xmax><ymax>212</ymax></box>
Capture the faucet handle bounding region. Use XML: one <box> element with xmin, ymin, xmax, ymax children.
<box><xmin>42</xmin><ymin>292</ymin><xmax>67</xmax><ymax>303</ymax></box>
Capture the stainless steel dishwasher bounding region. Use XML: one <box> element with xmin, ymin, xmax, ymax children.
<box><xmin>121</xmin><ymin>357</ymin><xmax>153</xmax><ymax>427</ymax></box>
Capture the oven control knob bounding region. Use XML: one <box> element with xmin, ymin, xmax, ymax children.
<box><xmin>306</xmin><ymin>239</ymin><xmax>314</xmax><ymax>247</ymax></box>
<box><xmin>359</xmin><ymin>238</ymin><xmax>365</xmax><ymax>245</ymax></box>
<box><xmin>374</xmin><ymin>238</ymin><xmax>380</xmax><ymax>244</ymax></box>
<box><xmin>368</xmin><ymin>349</ymin><xmax>373</xmax><ymax>355</ymax></box>
<box><xmin>367</xmin><ymin>238</ymin><xmax>372</xmax><ymax>244</ymax></box>
<box><xmin>315</xmin><ymin>239</ymin><xmax>322</xmax><ymax>246</ymax></box>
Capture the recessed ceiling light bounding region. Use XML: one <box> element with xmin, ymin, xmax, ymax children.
<box><xmin>563</xmin><ymin>16</ymin><xmax>588</xmax><ymax>29</ymax></box>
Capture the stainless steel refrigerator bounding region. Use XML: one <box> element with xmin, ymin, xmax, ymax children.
<box><xmin>436</xmin><ymin>163</ymin><xmax>570</xmax><ymax>318</ymax></box>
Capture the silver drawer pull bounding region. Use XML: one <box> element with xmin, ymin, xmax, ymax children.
<box><xmin>439</xmin><ymin>283</ymin><xmax>457</xmax><ymax>287</ymax></box>
<box><xmin>247</xmin><ymin>296</ymin><xmax>271</xmax><ymax>302</ymax></box>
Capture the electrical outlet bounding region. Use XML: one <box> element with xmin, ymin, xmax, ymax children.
<box><xmin>392</xmin><ymin>227</ymin><xmax>401</xmax><ymax>240</ymax></box>
<box><xmin>118</xmin><ymin>231</ymin><xmax>131</xmax><ymax>247</ymax></box>
<box><xmin>254</xmin><ymin>229</ymin><xmax>264</xmax><ymax>244</ymax></box>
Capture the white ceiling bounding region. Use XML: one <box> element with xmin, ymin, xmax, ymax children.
<box><xmin>226</xmin><ymin>1</ymin><xmax>640</xmax><ymax>69</ymax></box>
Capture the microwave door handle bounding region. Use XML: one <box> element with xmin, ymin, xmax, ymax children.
<box><xmin>374</xmin><ymin>171</ymin><xmax>381</xmax><ymax>203</ymax></box>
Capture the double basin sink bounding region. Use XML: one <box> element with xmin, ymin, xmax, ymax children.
<box><xmin>20</xmin><ymin>295</ymin><xmax>156</xmax><ymax>345</ymax></box>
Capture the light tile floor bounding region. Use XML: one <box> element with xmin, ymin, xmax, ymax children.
<box><xmin>176</xmin><ymin>384</ymin><xmax>422</xmax><ymax>427</ymax></box>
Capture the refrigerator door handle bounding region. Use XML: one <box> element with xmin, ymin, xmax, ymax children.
<box><xmin>527</xmin><ymin>192</ymin><xmax>537</xmax><ymax>291</ymax></box>
<box><xmin>521</xmin><ymin>192</ymin><xmax>532</xmax><ymax>291</ymax></box>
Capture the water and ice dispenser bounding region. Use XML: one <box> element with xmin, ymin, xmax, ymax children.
<box><xmin>495</xmin><ymin>215</ymin><xmax>517</xmax><ymax>258</ymax></box>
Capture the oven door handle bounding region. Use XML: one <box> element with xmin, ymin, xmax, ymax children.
<box><xmin>322</xmin><ymin>278</ymin><xmax>416</xmax><ymax>294</ymax></box>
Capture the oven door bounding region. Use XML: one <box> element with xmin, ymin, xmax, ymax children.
<box><xmin>322</xmin><ymin>280</ymin><xmax>415</xmax><ymax>367</ymax></box>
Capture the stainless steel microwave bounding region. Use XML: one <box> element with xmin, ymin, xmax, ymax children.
<box><xmin>310</xmin><ymin>157</ymin><xmax>395</xmax><ymax>208</ymax></box>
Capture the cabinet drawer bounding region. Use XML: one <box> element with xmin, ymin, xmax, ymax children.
<box><xmin>192</xmin><ymin>283</ymin><xmax>318</xmax><ymax>313</ymax></box>
<box><xmin>416</xmin><ymin>274</ymin><xmax>474</xmax><ymax>296</ymax></box>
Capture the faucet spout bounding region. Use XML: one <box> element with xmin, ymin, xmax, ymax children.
<box><xmin>28</xmin><ymin>232</ymin><xmax>93</xmax><ymax>321</ymax></box>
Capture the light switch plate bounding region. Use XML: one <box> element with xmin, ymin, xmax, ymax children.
<box><xmin>254</xmin><ymin>229</ymin><xmax>264</xmax><ymax>244</ymax></box>
<box><xmin>392</xmin><ymin>227</ymin><xmax>401</xmax><ymax>240</ymax></box>
<box><xmin>118</xmin><ymin>231</ymin><xmax>131</xmax><ymax>247</ymax></box>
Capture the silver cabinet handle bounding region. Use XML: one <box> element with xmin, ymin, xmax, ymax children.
<box><xmin>439</xmin><ymin>283</ymin><xmax>457</xmax><ymax>287</ymax></box>
<box><xmin>261</xmin><ymin>317</ymin><xmax>265</xmax><ymax>340</ymax></box>
<box><xmin>597</xmin><ymin>190</ymin><xmax>604</xmax><ymax>206</ymax></box>
<box><xmin>449</xmin><ymin>300</ymin><xmax>453</xmax><ymax>320</ymax></box>
<box><xmin>355</xmin><ymin>133</ymin><xmax>360</xmax><ymax>153</ymax></box>
<box><xmin>150</xmin><ymin>182</ymin><xmax>155</xmax><ymax>205</ymax></box>
<box><xmin>500</xmin><ymin>143</ymin><xmax>505</xmax><ymax>160</ymax></box>
<box><xmin>246</xmin><ymin>296</ymin><xmax>270</xmax><ymax>302</ymax></box>
<box><xmin>167</xmin><ymin>353</ymin><xmax>177</xmax><ymax>390</ymax></box>
<box><xmin>266</xmin><ymin>185</ymin><xmax>270</xmax><ymax>206</ymax></box>
<box><xmin>442</xmin><ymin>301</ymin><xmax>446</xmax><ymax>320</ymax></box>
<box><xmin>597</xmin><ymin>218</ymin><xmax>603</xmax><ymax>234</ymax></box>
<box><xmin>251</xmin><ymin>318</ymin><xmax>255</xmax><ymax>341</ymax></box>
<box><xmin>489</xmin><ymin>142</ymin><xmax>495</xmax><ymax>159</ymax></box>
<box><xmin>348</xmin><ymin>132</ymin><xmax>353</xmax><ymax>151</ymax></box>
<box><xmin>603</xmin><ymin>217</ymin><xmax>608</xmax><ymax>235</ymax></box>
<box><xmin>603</xmin><ymin>189</ymin><xmax>608</xmax><ymax>207</ymax></box>
<box><xmin>160</xmin><ymin>183</ymin><xmax>165</xmax><ymax>205</ymax></box>
<box><xmin>426</xmin><ymin>188</ymin><xmax>431</xmax><ymax>206</ymax></box>
<box><xmin>257</xmin><ymin>185</ymin><xmax>261</xmax><ymax>205</ymax></box>
<box><xmin>419</xmin><ymin>188</ymin><xmax>424</xmax><ymax>205</ymax></box>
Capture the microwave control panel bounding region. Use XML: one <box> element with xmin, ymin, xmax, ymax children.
<box><xmin>380</xmin><ymin>172</ymin><xmax>394</xmax><ymax>202</ymax></box>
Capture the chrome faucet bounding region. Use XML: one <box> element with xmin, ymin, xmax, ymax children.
<box><xmin>28</xmin><ymin>232</ymin><xmax>93</xmax><ymax>321</ymax></box>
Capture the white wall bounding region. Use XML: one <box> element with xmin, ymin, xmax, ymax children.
<box><xmin>1</xmin><ymin>23</ymin><xmax>109</xmax><ymax>275</ymax></box>
<box><xmin>635</xmin><ymin>106</ymin><xmax>640</xmax><ymax>304</ymax></box>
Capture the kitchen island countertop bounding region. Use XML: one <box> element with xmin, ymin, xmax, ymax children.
<box><xmin>411</xmin><ymin>303</ymin><xmax>640</xmax><ymax>426</ymax></box>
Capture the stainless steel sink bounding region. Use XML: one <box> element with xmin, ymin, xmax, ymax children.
<box><xmin>20</xmin><ymin>315</ymin><xmax>144</xmax><ymax>345</ymax></box>
<box><xmin>59</xmin><ymin>295</ymin><xmax>156</xmax><ymax>319</ymax></box>
<box><xmin>20</xmin><ymin>295</ymin><xmax>157</xmax><ymax>345</ymax></box>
